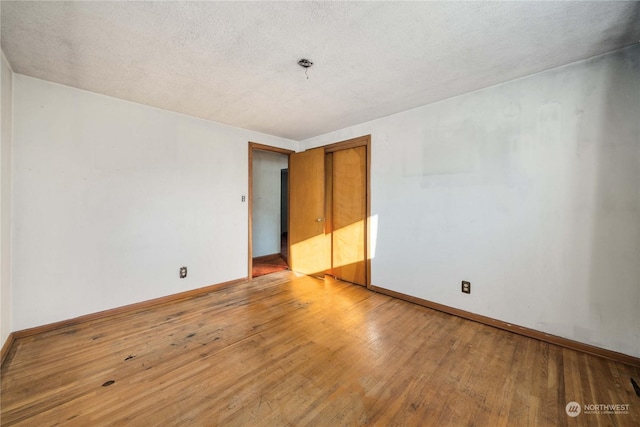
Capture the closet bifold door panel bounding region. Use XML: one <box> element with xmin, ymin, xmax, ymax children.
<box><xmin>289</xmin><ymin>136</ymin><xmax>369</xmax><ymax>287</ymax></box>
<box><xmin>289</xmin><ymin>147</ymin><xmax>330</xmax><ymax>276</ymax></box>
<box><xmin>329</xmin><ymin>146</ymin><xmax>367</xmax><ymax>286</ymax></box>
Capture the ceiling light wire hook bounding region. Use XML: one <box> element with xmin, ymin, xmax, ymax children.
<box><xmin>298</xmin><ymin>58</ymin><xmax>313</xmax><ymax>80</ymax></box>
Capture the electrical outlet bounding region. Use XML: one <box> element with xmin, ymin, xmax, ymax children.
<box><xmin>180</xmin><ymin>266</ymin><xmax>187</xmax><ymax>278</ymax></box>
<box><xmin>461</xmin><ymin>281</ymin><xmax>471</xmax><ymax>294</ymax></box>
<box><xmin>241</xmin><ymin>195</ymin><xmax>246</xmax><ymax>202</ymax></box>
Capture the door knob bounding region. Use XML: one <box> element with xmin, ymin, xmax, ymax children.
<box><xmin>316</xmin><ymin>217</ymin><xmax>324</xmax><ymax>222</ymax></box>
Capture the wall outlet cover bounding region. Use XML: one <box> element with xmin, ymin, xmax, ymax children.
<box><xmin>462</xmin><ymin>281</ymin><xmax>471</xmax><ymax>294</ymax></box>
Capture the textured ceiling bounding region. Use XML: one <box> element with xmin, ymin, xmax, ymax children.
<box><xmin>2</xmin><ymin>1</ymin><xmax>639</xmax><ymax>140</ymax></box>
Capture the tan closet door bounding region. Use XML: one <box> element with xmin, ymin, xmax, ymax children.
<box><xmin>289</xmin><ymin>147</ymin><xmax>330</xmax><ymax>276</ymax></box>
<box><xmin>331</xmin><ymin>146</ymin><xmax>366</xmax><ymax>286</ymax></box>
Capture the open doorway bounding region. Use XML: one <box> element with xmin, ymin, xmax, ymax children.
<box><xmin>248</xmin><ymin>143</ymin><xmax>294</xmax><ymax>278</ymax></box>
<box><xmin>280</xmin><ymin>168</ymin><xmax>289</xmax><ymax>261</ymax></box>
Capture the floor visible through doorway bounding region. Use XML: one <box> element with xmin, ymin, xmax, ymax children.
<box><xmin>252</xmin><ymin>253</ymin><xmax>288</xmax><ymax>277</ymax></box>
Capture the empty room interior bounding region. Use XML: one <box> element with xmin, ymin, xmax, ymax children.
<box><xmin>1</xmin><ymin>1</ymin><xmax>639</xmax><ymax>426</ymax></box>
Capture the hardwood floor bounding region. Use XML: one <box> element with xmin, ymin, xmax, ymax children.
<box><xmin>252</xmin><ymin>254</ymin><xmax>289</xmax><ymax>278</ymax></box>
<box><xmin>2</xmin><ymin>271</ymin><xmax>639</xmax><ymax>426</ymax></box>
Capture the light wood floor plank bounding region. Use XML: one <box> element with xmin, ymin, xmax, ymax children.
<box><xmin>2</xmin><ymin>271</ymin><xmax>639</xmax><ymax>426</ymax></box>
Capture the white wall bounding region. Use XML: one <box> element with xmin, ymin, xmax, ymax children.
<box><xmin>1</xmin><ymin>52</ymin><xmax>13</xmax><ymax>346</ymax></box>
<box><xmin>302</xmin><ymin>45</ymin><xmax>640</xmax><ymax>358</ymax></box>
<box><xmin>12</xmin><ymin>75</ymin><xmax>297</xmax><ymax>331</ymax></box>
<box><xmin>7</xmin><ymin>46</ymin><xmax>639</xmax><ymax>359</ymax></box>
<box><xmin>252</xmin><ymin>150</ymin><xmax>288</xmax><ymax>257</ymax></box>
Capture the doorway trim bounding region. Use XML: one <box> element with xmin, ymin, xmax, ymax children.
<box><xmin>248</xmin><ymin>142</ymin><xmax>295</xmax><ymax>279</ymax></box>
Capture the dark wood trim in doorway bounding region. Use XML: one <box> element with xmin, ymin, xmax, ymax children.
<box><xmin>248</xmin><ymin>142</ymin><xmax>295</xmax><ymax>279</ymax></box>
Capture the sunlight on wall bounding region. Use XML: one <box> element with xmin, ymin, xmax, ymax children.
<box><xmin>369</xmin><ymin>214</ymin><xmax>378</xmax><ymax>260</ymax></box>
